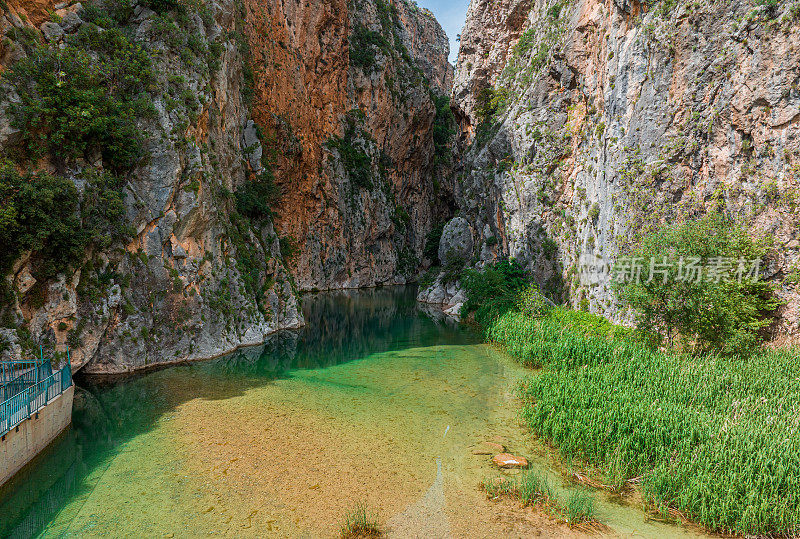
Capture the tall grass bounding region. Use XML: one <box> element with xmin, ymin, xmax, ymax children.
<box><xmin>488</xmin><ymin>308</ymin><xmax>800</xmax><ymax>536</ymax></box>
<box><xmin>481</xmin><ymin>471</ymin><xmax>596</xmax><ymax>526</ymax></box>
<box><xmin>339</xmin><ymin>503</ymin><xmax>383</xmax><ymax>538</ymax></box>
<box><xmin>565</xmin><ymin>489</ymin><xmax>595</xmax><ymax>525</ymax></box>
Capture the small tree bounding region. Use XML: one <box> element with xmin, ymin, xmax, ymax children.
<box><xmin>613</xmin><ymin>213</ymin><xmax>780</xmax><ymax>356</ymax></box>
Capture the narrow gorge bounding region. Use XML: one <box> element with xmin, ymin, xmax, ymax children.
<box><xmin>2</xmin><ymin>0</ymin><xmax>799</xmax><ymax>375</ymax></box>
<box><xmin>2</xmin><ymin>0</ymin><xmax>800</xmax><ymax>536</ymax></box>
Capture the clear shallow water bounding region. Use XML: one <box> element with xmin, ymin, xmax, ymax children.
<box><xmin>0</xmin><ymin>287</ymin><xmax>704</xmax><ymax>538</ymax></box>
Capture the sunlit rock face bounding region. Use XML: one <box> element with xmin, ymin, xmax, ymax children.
<box><xmin>449</xmin><ymin>0</ymin><xmax>800</xmax><ymax>337</ymax></box>
<box><xmin>246</xmin><ymin>0</ymin><xmax>453</xmax><ymax>291</ymax></box>
<box><xmin>0</xmin><ymin>0</ymin><xmax>453</xmax><ymax>372</ymax></box>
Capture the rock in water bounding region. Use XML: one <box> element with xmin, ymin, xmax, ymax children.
<box><xmin>472</xmin><ymin>441</ymin><xmax>506</xmax><ymax>455</ymax></box>
<box><xmin>492</xmin><ymin>453</ymin><xmax>529</xmax><ymax>469</ymax></box>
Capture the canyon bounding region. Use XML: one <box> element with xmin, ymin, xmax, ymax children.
<box><xmin>1</xmin><ymin>0</ymin><xmax>799</xmax><ymax>375</ymax></box>
<box><xmin>0</xmin><ymin>0</ymin><xmax>453</xmax><ymax>373</ymax></box>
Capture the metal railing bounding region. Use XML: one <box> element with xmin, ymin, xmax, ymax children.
<box><xmin>0</xmin><ymin>364</ymin><xmax>73</xmax><ymax>438</ymax></box>
<box><xmin>0</xmin><ymin>364</ymin><xmax>53</xmax><ymax>403</ymax></box>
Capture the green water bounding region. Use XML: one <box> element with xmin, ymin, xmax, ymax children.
<box><xmin>0</xmin><ymin>287</ymin><xmax>704</xmax><ymax>538</ymax></box>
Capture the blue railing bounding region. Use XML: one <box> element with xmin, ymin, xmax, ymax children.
<box><xmin>0</xmin><ymin>364</ymin><xmax>53</xmax><ymax>403</ymax></box>
<box><xmin>0</xmin><ymin>364</ymin><xmax>73</xmax><ymax>438</ymax></box>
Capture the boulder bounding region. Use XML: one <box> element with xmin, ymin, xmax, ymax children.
<box><xmin>15</xmin><ymin>265</ymin><xmax>36</xmax><ymax>295</ymax></box>
<box><xmin>492</xmin><ymin>453</ymin><xmax>529</xmax><ymax>469</ymax></box>
<box><xmin>59</xmin><ymin>11</ymin><xmax>83</xmax><ymax>33</ymax></box>
<box><xmin>41</xmin><ymin>22</ymin><xmax>64</xmax><ymax>42</ymax></box>
<box><xmin>438</xmin><ymin>217</ymin><xmax>474</xmax><ymax>266</ymax></box>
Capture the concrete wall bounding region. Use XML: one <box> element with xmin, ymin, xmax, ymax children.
<box><xmin>0</xmin><ymin>386</ymin><xmax>74</xmax><ymax>487</ymax></box>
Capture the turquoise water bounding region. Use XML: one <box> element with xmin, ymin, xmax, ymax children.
<box><xmin>0</xmin><ymin>287</ymin><xmax>704</xmax><ymax>537</ymax></box>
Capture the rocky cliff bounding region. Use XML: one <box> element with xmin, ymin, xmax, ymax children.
<box><xmin>435</xmin><ymin>0</ymin><xmax>800</xmax><ymax>338</ymax></box>
<box><xmin>0</xmin><ymin>0</ymin><xmax>453</xmax><ymax>372</ymax></box>
<box><xmin>245</xmin><ymin>0</ymin><xmax>453</xmax><ymax>290</ymax></box>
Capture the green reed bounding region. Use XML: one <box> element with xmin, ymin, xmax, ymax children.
<box><xmin>487</xmin><ymin>309</ymin><xmax>800</xmax><ymax>536</ymax></box>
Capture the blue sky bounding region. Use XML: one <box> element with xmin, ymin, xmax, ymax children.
<box><xmin>415</xmin><ymin>0</ymin><xmax>470</xmax><ymax>63</ymax></box>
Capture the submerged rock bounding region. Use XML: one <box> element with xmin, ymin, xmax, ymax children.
<box><xmin>471</xmin><ymin>441</ymin><xmax>506</xmax><ymax>455</ymax></box>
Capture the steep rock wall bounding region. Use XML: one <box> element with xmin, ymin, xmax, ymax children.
<box><xmin>1</xmin><ymin>0</ymin><xmax>302</xmax><ymax>374</ymax></box>
<box><xmin>0</xmin><ymin>0</ymin><xmax>452</xmax><ymax>372</ymax></box>
<box><xmin>245</xmin><ymin>0</ymin><xmax>453</xmax><ymax>290</ymax></box>
<box><xmin>449</xmin><ymin>0</ymin><xmax>800</xmax><ymax>337</ymax></box>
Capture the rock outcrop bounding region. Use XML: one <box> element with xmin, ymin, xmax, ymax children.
<box><xmin>446</xmin><ymin>0</ymin><xmax>800</xmax><ymax>337</ymax></box>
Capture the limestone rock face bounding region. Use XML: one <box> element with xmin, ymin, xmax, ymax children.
<box><xmin>245</xmin><ymin>0</ymin><xmax>454</xmax><ymax>291</ymax></box>
<box><xmin>0</xmin><ymin>0</ymin><xmax>454</xmax><ymax>372</ymax></box>
<box><xmin>439</xmin><ymin>217</ymin><xmax>474</xmax><ymax>265</ymax></box>
<box><xmin>0</xmin><ymin>0</ymin><xmax>304</xmax><ymax>372</ymax></box>
<box><xmin>450</xmin><ymin>0</ymin><xmax>800</xmax><ymax>337</ymax></box>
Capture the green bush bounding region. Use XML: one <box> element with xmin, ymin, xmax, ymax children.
<box><xmin>81</xmin><ymin>169</ymin><xmax>136</xmax><ymax>250</ymax></box>
<box><xmin>326</xmin><ymin>111</ymin><xmax>374</xmax><ymax>189</ymax></box>
<box><xmin>613</xmin><ymin>213</ymin><xmax>780</xmax><ymax>356</ymax></box>
<box><xmin>516</xmin><ymin>284</ymin><xmax>552</xmax><ymax>319</ymax></box>
<box><xmin>0</xmin><ymin>163</ymin><xmax>82</xmax><ymax>280</ymax></box>
<box><xmin>0</xmin><ymin>162</ymin><xmax>130</xmax><ymax>305</ymax></box>
<box><xmin>473</xmin><ymin>86</ymin><xmax>506</xmax><ymax>146</ymax></box>
<box><xmin>423</xmin><ymin>222</ymin><xmax>444</xmax><ymax>264</ymax></box>
<box><xmin>349</xmin><ymin>24</ymin><xmax>389</xmax><ymax>72</ymax></box>
<box><xmin>3</xmin><ymin>25</ymin><xmax>155</xmax><ymax>171</ymax></box>
<box><xmin>235</xmin><ymin>170</ymin><xmax>281</xmax><ymax>220</ymax></box>
<box><xmin>431</xmin><ymin>92</ymin><xmax>455</xmax><ymax>161</ymax></box>
<box><xmin>461</xmin><ymin>259</ymin><xmax>529</xmax><ymax>325</ymax></box>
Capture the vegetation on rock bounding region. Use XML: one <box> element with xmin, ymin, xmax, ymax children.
<box><xmin>326</xmin><ymin>110</ymin><xmax>375</xmax><ymax>190</ymax></box>
<box><xmin>3</xmin><ymin>25</ymin><xmax>155</xmax><ymax>170</ymax></box>
<box><xmin>0</xmin><ymin>163</ymin><xmax>130</xmax><ymax>308</ymax></box>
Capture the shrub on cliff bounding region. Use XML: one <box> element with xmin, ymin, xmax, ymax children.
<box><xmin>0</xmin><ymin>163</ymin><xmax>83</xmax><ymax>281</ymax></box>
<box><xmin>3</xmin><ymin>24</ymin><xmax>155</xmax><ymax>170</ymax></box>
<box><xmin>0</xmin><ymin>163</ymin><xmax>131</xmax><ymax>290</ymax></box>
<box><xmin>431</xmin><ymin>92</ymin><xmax>455</xmax><ymax>162</ymax></box>
<box><xmin>613</xmin><ymin>213</ymin><xmax>780</xmax><ymax>356</ymax></box>
<box><xmin>349</xmin><ymin>24</ymin><xmax>390</xmax><ymax>72</ymax></box>
<box><xmin>326</xmin><ymin>111</ymin><xmax>374</xmax><ymax>190</ymax></box>
<box><xmin>235</xmin><ymin>170</ymin><xmax>281</xmax><ymax>220</ymax></box>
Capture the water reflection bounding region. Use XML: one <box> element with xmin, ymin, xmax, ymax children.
<box><xmin>0</xmin><ymin>286</ymin><xmax>468</xmax><ymax>538</ymax></box>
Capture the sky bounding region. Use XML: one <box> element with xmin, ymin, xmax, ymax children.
<box><xmin>415</xmin><ymin>0</ymin><xmax>470</xmax><ymax>63</ymax></box>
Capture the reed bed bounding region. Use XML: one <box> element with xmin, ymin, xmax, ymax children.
<box><xmin>487</xmin><ymin>309</ymin><xmax>800</xmax><ymax>536</ymax></box>
<box><xmin>480</xmin><ymin>471</ymin><xmax>596</xmax><ymax>525</ymax></box>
